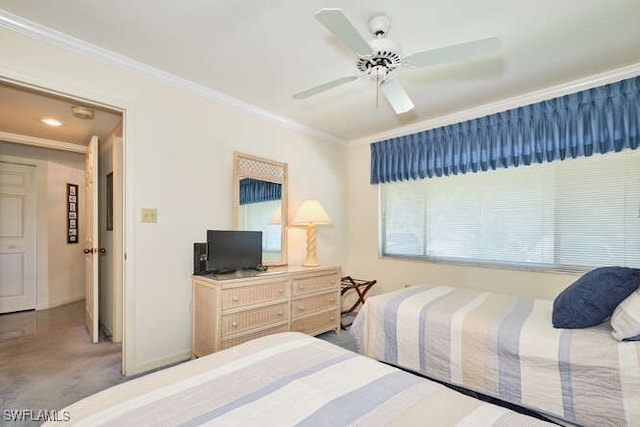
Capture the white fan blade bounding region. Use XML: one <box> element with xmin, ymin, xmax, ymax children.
<box><xmin>381</xmin><ymin>79</ymin><xmax>414</xmax><ymax>114</ymax></box>
<box><xmin>404</xmin><ymin>36</ymin><xmax>501</xmax><ymax>68</ymax></box>
<box><xmin>315</xmin><ymin>8</ymin><xmax>372</xmax><ymax>58</ymax></box>
<box><xmin>293</xmin><ymin>75</ymin><xmax>359</xmax><ymax>100</ymax></box>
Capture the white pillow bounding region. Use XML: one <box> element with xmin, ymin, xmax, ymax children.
<box><xmin>611</xmin><ymin>289</ymin><xmax>640</xmax><ymax>341</ymax></box>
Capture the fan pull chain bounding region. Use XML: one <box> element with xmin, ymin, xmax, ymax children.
<box><xmin>376</xmin><ymin>74</ymin><xmax>379</xmax><ymax>108</ymax></box>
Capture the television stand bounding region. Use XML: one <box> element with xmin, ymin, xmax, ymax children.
<box><xmin>213</xmin><ymin>268</ymin><xmax>237</xmax><ymax>275</ymax></box>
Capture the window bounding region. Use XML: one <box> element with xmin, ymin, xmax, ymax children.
<box><xmin>380</xmin><ymin>149</ymin><xmax>640</xmax><ymax>271</ymax></box>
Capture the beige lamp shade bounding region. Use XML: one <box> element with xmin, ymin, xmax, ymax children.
<box><xmin>268</xmin><ymin>206</ymin><xmax>282</xmax><ymax>225</ymax></box>
<box><xmin>292</xmin><ymin>200</ymin><xmax>331</xmax><ymax>267</ymax></box>
<box><xmin>291</xmin><ymin>200</ymin><xmax>332</xmax><ymax>225</ymax></box>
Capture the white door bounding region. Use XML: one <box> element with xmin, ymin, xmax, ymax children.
<box><xmin>85</xmin><ymin>136</ymin><xmax>99</xmax><ymax>343</ymax></box>
<box><xmin>0</xmin><ymin>162</ymin><xmax>37</xmax><ymax>314</ymax></box>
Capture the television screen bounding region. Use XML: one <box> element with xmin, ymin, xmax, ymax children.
<box><xmin>206</xmin><ymin>230</ymin><xmax>262</xmax><ymax>274</ymax></box>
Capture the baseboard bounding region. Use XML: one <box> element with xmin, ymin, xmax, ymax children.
<box><xmin>130</xmin><ymin>349</ymin><xmax>192</xmax><ymax>376</ymax></box>
<box><xmin>39</xmin><ymin>295</ymin><xmax>84</xmax><ymax>311</ymax></box>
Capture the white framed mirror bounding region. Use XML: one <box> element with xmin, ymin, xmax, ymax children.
<box><xmin>233</xmin><ymin>151</ymin><xmax>288</xmax><ymax>266</ymax></box>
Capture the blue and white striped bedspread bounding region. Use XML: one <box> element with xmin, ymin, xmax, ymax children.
<box><xmin>350</xmin><ymin>285</ymin><xmax>640</xmax><ymax>427</ymax></box>
<box><xmin>46</xmin><ymin>332</ymin><xmax>554</xmax><ymax>426</ymax></box>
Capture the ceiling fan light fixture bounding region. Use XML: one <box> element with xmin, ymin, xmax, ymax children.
<box><xmin>369</xmin><ymin>65</ymin><xmax>389</xmax><ymax>80</ymax></box>
<box><xmin>71</xmin><ymin>105</ymin><xmax>94</xmax><ymax>120</ymax></box>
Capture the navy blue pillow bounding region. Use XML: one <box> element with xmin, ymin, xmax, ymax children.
<box><xmin>552</xmin><ymin>266</ymin><xmax>640</xmax><ymax>329</ymax></box>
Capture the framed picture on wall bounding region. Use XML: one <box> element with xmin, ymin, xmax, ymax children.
<box><xmin>67</xmin><ymin>183</ymin><xmax>79</xmax><ymax>244</ymax></box>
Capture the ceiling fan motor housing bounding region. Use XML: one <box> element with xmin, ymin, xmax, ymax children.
<box><xmin>357</xmin><ymin>37</ymin><xmax>402</xmax><ymax>80</ymax></box>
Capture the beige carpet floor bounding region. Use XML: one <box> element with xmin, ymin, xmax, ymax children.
<box><xmin>0</xmin><ymin>302</ymin><xmax>124</xmax><ymax>426</ymax></box>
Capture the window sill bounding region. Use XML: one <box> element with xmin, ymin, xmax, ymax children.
<box><xmin>379</xmin><ymin>253</ymin><xmax>590</xmax><ymax>275</ymax></box>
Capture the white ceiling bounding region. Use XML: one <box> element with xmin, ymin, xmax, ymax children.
<box><xmin>1</xmin><ymin>0</ymin><xmax>639</xmax><ymax>143</ymax></box>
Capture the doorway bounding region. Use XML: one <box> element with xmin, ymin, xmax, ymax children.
<box><xmin>0</xmin><ymin>78</ymin><xmax>126</xmax><ymax>370</ymax></box>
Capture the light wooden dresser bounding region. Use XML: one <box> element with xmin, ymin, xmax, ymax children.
<box><xmin>192</xmin><ymin>265</ymin><xmax>341</xmax><ymax>357</ymax></box>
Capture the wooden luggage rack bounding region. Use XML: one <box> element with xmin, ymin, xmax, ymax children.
<box><xmin>340</xmin><ymin>276</ymin><xmax>376</xmax><ymax>329</ymax></box>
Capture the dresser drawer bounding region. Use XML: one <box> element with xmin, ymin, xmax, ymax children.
<box><xmin>291</xmin><ymin>310</ymin><xmax>338</xmax><ymax>335</ymax></box>
<box><xmin>220</xmin><ymin>323</ymin><xmax>289</xmax><ymax>350</ymax></box>
<box><xmin>222</xmin><ymin>280</ymin><xmax>288</xmax><ymax>309</ymax></box>
<box><xmin>291</xmin><ymin>273</ymin><xmax>338</xmax><ymax>296</ymax></box>
<box><xmin>291</xmin><ymin>292</ymin><xmax>338</xmax><ymax>318</ymax></box>
<box><xmin>221</xmin><ymin>302</ymin><xmax>289</xmax><ymax>336</ymax></box>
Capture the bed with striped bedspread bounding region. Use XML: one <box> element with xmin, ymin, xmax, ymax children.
<box><xmin>350</xmin><ymin>285</ymin><xmax>640</xmax><ymax>427</ymax></box>
<box><xmin>45</xmin><ymin>332</ymin><xmax>554</xmax><ymax>426</ymax></box>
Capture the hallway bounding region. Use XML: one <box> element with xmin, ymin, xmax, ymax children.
<box><xmin>0</xmin><ymin>301</ymin><xmax>123</xmax><ymax>425</ymax></box>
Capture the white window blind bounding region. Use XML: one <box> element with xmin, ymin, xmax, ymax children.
<box><xmin>380</xmin><ymin>149</ymin><xmax>640</xmax><ymax>270</ymax></box>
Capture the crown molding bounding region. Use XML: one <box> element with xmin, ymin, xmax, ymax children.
<box><xmin>0</xmin><ymin>10</ymin><xmax>345</xmax><ymax>145</ymax></box>
<box><xmin>349</xmin><ymin>62</ymin><xmax>640</xmax><ymax>146</ymax></box>
<box><xmin>0</xmin><ymin>130</ymin><xmax>87</xmax><ymax>153</ymax></box>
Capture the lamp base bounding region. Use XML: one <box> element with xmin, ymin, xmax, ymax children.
<box><xmin>302</xmin><ymin>224</ymin><xmax>320</xmax><ymax>267</ymax></box>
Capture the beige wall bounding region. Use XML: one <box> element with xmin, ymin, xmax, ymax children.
<box><xmin>345</xmin><ymin>143</ymin><xmax>580</xmax><ymax>302</ymax></box>
<box><xmin>0</xmin><ymin>27</ymin><xmax>347</xmax><ymax>373</ymax></box>
<box><xmin>46</xmin><ymin>161</ymin><xmax>85</xmax><ymax>307</ymax></box>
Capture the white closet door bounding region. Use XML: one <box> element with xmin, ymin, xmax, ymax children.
<box><xmin>0</xmin><ymin>162</ymin><xmax>36</xmax><ymax>314</ymax></box>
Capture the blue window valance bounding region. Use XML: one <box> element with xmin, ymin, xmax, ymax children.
<box><xmin>371</xmin><ymin>76</ymin><xmax>640</xmax><ymax>184</ymax></box>
<box><xmin>239</xmin><ymin>178</ymin><xmax>282</xmax><ymax>205</ymax></box>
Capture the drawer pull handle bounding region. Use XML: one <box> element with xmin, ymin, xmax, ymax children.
<box><xmin>298</xmin><ymin>327</ymin><xmax>304</xmax><ymax>331</ymax></box>
<box><xmin>299</xmin><ymin>306</ymin><xmax>305</xmax><ymax>311</ymax></box>
<box><xmin>232</xmin><ymin>296</ymin><xmax>239</xmax><ymax>302</ymax></box>
<box><xmin>330</xmin><ymin>298</ymin><xmax>335</xmax><ymax>303</ymax></box>
<box><xmin>299</xmin><ymin>285</ymin><xmax>305</xmax><ymax>290</ymax></box>
<box><xmin>278</xmin><ymin>311</ymin><xmax>283</xmax><ymax>316</ymax></box>
<box><xmin>330</xmin><ymin>280</ymin><xmax>336</xmax><ymax>284</ymax></box>
<box><xmin>278</xmin><ymin>288</ymin><xmax>284</xmax><ymax>294</ymax></box>
<box><xmin>231</xmin><ymin>321</ymin><xmax>238</xmax><ymax>328</ymax></box>
<box><xmin>330</xmin><ymin>316</ymin><xmax>335</xmax><ymax>321</ymax></box>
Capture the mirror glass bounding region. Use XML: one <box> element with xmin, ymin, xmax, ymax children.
<box><xmin>233</xmin><ymin>152</ymin><xmax>288</xmax><ymax>266</ymax></box>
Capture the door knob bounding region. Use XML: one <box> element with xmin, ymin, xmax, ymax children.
<box><xmin>99</xmin><ymin>248</ymin><xmax>107</xmax><ymax>254</ymax></box>
<box><xmin>83</xmin><ymin>248</ymin><xmax>93</xmax><ymax>254</ymax></box>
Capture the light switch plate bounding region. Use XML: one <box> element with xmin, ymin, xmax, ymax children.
<box><xmin>141</xmin><ymin>208</ymin><xmax>157</xmax><ymax>223</ymax></box>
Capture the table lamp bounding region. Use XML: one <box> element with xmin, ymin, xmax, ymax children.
<box><xmin>291</xmin><ymin>199</ymin><xmax>332</xmax><ymax>266</ymax></box>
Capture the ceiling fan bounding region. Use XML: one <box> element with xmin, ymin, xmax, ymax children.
<box><xmin>293</xmin><ymin>8</ymin><xmax>501</xmax><ymax>114</ymax></box>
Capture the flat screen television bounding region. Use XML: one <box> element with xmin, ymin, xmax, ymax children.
<box><xmin>206</xmin><ymin>230</ymin><xmax>262</xmax><ymax>274</ymax></box>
